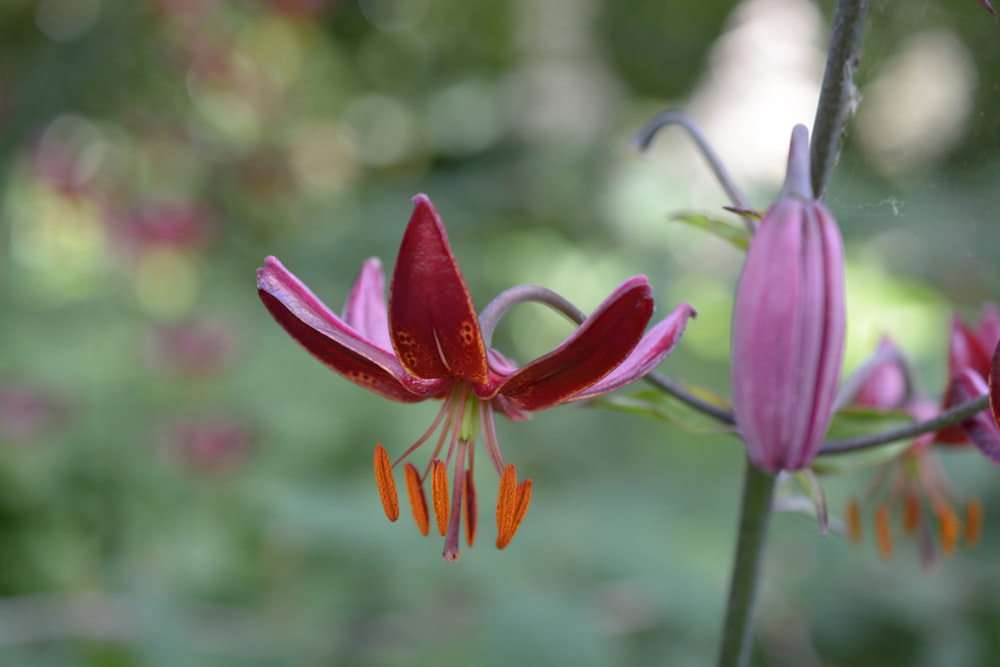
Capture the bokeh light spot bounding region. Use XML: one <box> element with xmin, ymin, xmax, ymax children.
<box><xmin>134</xmin><ymin>248</ymin><xmax>200</xmax><ymax>320</ymax></box>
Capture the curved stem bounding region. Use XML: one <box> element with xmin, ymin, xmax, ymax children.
<box><xmin>810</xmin><ymin>0</ymin><xmax>869</xmax><ymax>199</ymax></box>
<box><xmin>644</xmin><ymin>370</ymin><xmax>735</xmax><ymax>425</ymax></box>
<box><xmin>633</xmin><ymin>109</ymin><xmax>755</xmax><ymax>231</ymax></box>
<box><xmin>716</xmin><ymin>459</ymin><xmax>776</xmax><ymax>667</ymax></box>
<box><xmin>820</xmin><ymin>394</ymin><xmax>989</xmax><ymax>456</ymax></box>
<box><xmin>478</xmin><ymin>285</ymin><xmax>585</xmax><ymax>347</ymax></box>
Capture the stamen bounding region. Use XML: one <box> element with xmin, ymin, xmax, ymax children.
<box><xmin>845</xmin><ymin>498</ymin><xmax>862</xmax><ymax>544</ymax></box>
<box><xmin>965</xmin><ymin>499</ymin><xmax>982</xmax><ymax>547</ymax></box>
<box><xmin>903</xmin><ymin>491</ymin><xmax>920</xmax><ymax>536</ymax></box>
<box><xmin>404</xmin><ymin>463</ymin><xmax>430</xmax><ymax>535</ymax></box>
<box><xmin>495</xmin><ymin>463</ymin><xmax>517</xmax><ymax>548</ymax></box>
<box><xmin>937</xmin><ymin>505</ymin><xmax>960</xmax><ymax>555</ymax></box>
<box><xmin>496</xmin><ymin>464</ymin><xmax>532</xmax><ymax>550</ymax></box>
<box><xmin>432</xmin><ymin>459</ymin><xmax>450</xmax><ymax>536</ymax></box>
<box><xmin>465</xmin><ymin>470</ymin><xmax>478</xmax><ymax>547</ymax></box>
<box><xmin>874</xmin><ymin>505</ymin><xmax>893</xmax><ymax>559</ymax></box>
<box><xmin>480</xmin><ymin>401</ymin><xmax>506</xmax><ymax>476</ymax></box>
<box><xmin>374</xmin><ymin>444</ymin><xmax>399</xmax><ymax>522</ymax></box>
<box><xmin>504</xmin><ymin>479</ymin><xmax>533</xmax><ymax>548</ymax></box>
<box><xmin>392</xmin><ymin>392</ymin><xmax>456</xmax><ymax>467</ymax></box>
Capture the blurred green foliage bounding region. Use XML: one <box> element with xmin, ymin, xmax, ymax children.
<box><xmin>1</xmin><ymin>0</ymin><xmax>1000</xmax><ymax>665</ymax></box>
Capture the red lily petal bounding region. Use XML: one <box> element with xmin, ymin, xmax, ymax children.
<box><xmin>948</xmin><ymin>316</ymin><xmax>992</xmax><ymax>381</ymax></box>
<box><xmin>495</xmin><ymin>277</ymin><xmax>655</xmax><ymax>411</ymax></box>
<box><xmin>571</xmin><ymin>302</ymin><xmax>695</xmax><ymax>401</ymax></box>
<box><xmin>389</xmin><ymin>194</ymin><xmax>488</xmax><ymax>383</ymax></box>
<box><xmin>948</xmin><ymin>369</ymin><xmax>1000</xmax><ymax>466</ymax></box>
<box><xmin>258</xmin><ymin>256</ymin><xmax>445</xmax><ymax>402</ymax></box>
<box><xmin>992</xmin><ymin>341</ymin><xmax>1000</xmax><ymax>431</ymax></box>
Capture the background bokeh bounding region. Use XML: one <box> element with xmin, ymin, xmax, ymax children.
<box><xmin>2</xmin><ymin>0</ymin><xmax>1000</xmax><ymax>665</ymax></box>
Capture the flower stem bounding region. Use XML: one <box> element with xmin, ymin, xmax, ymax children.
<box><xmin>820</xmin><ymin>394</ymin><xmax>989</xmax><ymax>455</ymax></box>
<box><xmin>810</xmin><ymin>0</ymin><xmax>870</xmax><ymax>199</ymax></box>
<box><xmin>717</xmin><ymin>3</ymin><xmax>869</xmax><ymax>665</ymax></box>
<box><xmin>716</xmin><ymin>458</ymin><xmax>776</xmax><ymax>667</ymax></box>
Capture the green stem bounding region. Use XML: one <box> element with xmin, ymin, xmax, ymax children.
<box><xmin>716</xmin><ymin>459</ymin><xmax>776</xmax><ymax>667</ymax></box>
<box><xmin>716</xmin><ymin>2</ymin><xmax>869</xmax><ymax>666</ymax></box>
<box><xmin>810</xmin><ymin>0</ymin><xmax>870</xmax><ymax>199</ymax></box>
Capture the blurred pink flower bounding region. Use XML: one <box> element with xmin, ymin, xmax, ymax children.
<box><xmin>0</xmin><ymin>381</ymin><xmax>70</xmax><ymax>443</ymax></box>
<box><xmin>160</xmin><ymin>414</ymin><xmax>250</xmax><ymax>474</ymax></box>
<box><xmin>842</xmin><ymin>338</ymin><xmax>979</xmax><ymax>567</ymax></box>
<box><xmin>939</xmin><ymin>303</ymin><xmax>1000</xmax><ymax>444</ymax></box>
<box><xmin>142</xmin><ymin>318</ymin><xmax>235</xmax><ymax>378</ymax></box>
<box><xmin>116</xmin><ymin>201</ymin><xmax>216</xmax><ymax>256</ymax></box>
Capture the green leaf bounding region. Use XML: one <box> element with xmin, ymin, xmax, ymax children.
<box><xmin>671</xmin><ymin>211</ymin><xmax>751</xmax><ymax>250</ymax></box>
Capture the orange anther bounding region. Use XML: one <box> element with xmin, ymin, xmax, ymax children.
<box><xmin>845</xmin><ymin>498</ymin><xmax>862</xmax><ymax>544</ymax></box>
<box><xmin>495</xmin><ymin>464</ymin><xmax>518</xmax><ymax>548</ymax></box>
<box><xmin>374</xmin><ymin>444</ymin><xmax>399</xmax><ymax>522</ymax></box>
<box><xmin>465</xmin><ymin>470</ymin><xmax>478</xmax><ymax>547</ymax></box>
<box><xmin>432</xmin><ymin>459</ymin><xmax>449</xmax><ymax>536</ymax></box>
<box><xmin>938</xmin><ymin>506</ymin><xmax>960</xmax><ymax>556</ymax></box>
<box><xmin>903</xmin><ymin>491</ymin><xmax>920</xmax><ymax>536</ymax></box>
<box><xmin>874</xmin><ymin>505</ymin><xmax>893</xmax><ymax>559</ymax></box>
<box><xmin>496</xmin><ymin>464</ymin><xmax>532</xmax><ymax>550</ymax></box>
<box><xmin>404</xmin><ymin>463</ymin><xmax>430</xmax><ymax>536</ymax></box>
<box><xmin>965</xmin><ymin>499</ymin><xmax>982</xmax><ymax>547</ymax></box>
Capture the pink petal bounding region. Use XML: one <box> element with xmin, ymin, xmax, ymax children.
<box><xmin>389</xmin><ymin>194</ymin><xmax>489</xmax><ymax>383</ymax></box>
<box><xmin>494</xmin><ymin>277</ymin><xmax>656</xmax><ymax>411</ymax></box>
<box><xmin>258</xmin><ymin>256</ymin><xmax>445</xmax><ymax>402</ymax></box>
<box><xmin>342</xmin><ymin>258</ymin><xmax>392</xmax><ymax>352</ymax></box>
<box><xmin>731</xmin><ymin>142</ymin><xmax>845</xmax><ymax>475</ymax></box>
<box><xmin>847</xmin><ymin>336</ymin><xmax>909</xmax><ymax>411</ymax></box>
<box><xmin>570</xmin><ymin>302</ymin><xmax>696</xmax><ymax>400</ymax></box>
<box><xmin>949</xmin><ymin>369</ymin><xmax>1000</xmax><ymax>466</ymax></box>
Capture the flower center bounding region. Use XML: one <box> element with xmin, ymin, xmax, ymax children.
<box><xmin>371</xmin><ymin>383</ymin><xmax>532</xmax><ymax>561</ymax></box>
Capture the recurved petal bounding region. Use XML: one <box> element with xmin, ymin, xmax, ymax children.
<box><xmin>342</xmin><ymin>258</ymin><xmax>393</xmax><ymax>352</ymax></box>
<box><xmin>570</xmin><ymin>302</ymin><xmax>696</xmax><ymax>401</ymax></box>
<box><xmin>949</xmin><ymin>369</ymin><xmax>1000</xmax><ymax>467</ymax></box>
<box><xmin>948</xmin><ymin>316</ymin><xmax>991</xmax><ymax>381</ymax></box>
<box><xmin>389</xmin><ymin>194</ymin><xmax>489</xmax><ymax>383</ymax></box>
<box><xmin>496</xmin><ymin>277</ymin><xmax>655</xmax><ymax>411</ymax></box>
<box><xmin>258</xmin><ymin>256</ymin><xmax>444</xmax><ymax>402</ymax></box>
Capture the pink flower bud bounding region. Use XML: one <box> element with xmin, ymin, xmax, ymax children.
<box><xmin>731</xmin><ymin>125</ymin><xmax>846</xmax><ymax>474</ymax></box>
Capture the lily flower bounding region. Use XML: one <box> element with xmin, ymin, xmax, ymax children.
<box><xmin>730</xmin><ymin>125</ymin><xmax>846</xmax><ymax>474</ymax></box>
<box><xmin>939</xmin><ymin>303</ymin><xmax>1000</xmax><ymax>444</ymax></box>
<box><xmin>257</xmin><ymin>194</ymin><xmax>695</xmax><ymax>561</ymax></box>
<box><xmin>841</xmin><ymin>337</ymin><xmax>981</xmax><ymax>567</ymax></box>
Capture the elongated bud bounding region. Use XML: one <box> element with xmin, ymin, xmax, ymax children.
<box><xmin>731</xmin><ymin>125</ymin><xmax>846</xmax><ymax>474</ymax></box>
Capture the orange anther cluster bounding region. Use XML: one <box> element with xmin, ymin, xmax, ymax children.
<box><xmin>374</xmin><ymin>444</ymin><xmax>399</xmax><ymax>522</ymax></box>
<box><xmin>496</xmin><ymin>464</ymin><xmax>532</xmax><ymax>550</ymax></box>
